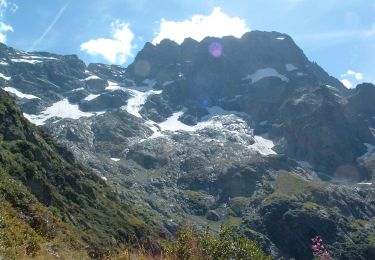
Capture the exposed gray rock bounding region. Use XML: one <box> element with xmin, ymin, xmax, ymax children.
<box><xmin>206</xmin><ymin>210</ymin><xmax>220</xmax><ymax>221</ymax></box>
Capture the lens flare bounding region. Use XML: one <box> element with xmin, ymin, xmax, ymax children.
<box><xmin>334</xmin><ymin>164</ymin><xmax>360</xmax><ymax>182</ymax></box>
<box><xmin>134</xmin><ymin>60</ymin><xmax>151</xmax><ymax>77</ymax></box>
<box><xmin>208</xmin><ymin>42</ymin><xmax>222</xmax><ymax>58</ymax></box>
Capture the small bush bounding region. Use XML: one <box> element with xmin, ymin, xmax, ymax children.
<box><xmin>229</xmin><ymin>196</ymin><xmax>250</xmax><ymax>217</ymax></box>
<box><xmin>164</xmin><ymin>225</ymin><xmax>271</xmax><ymax>260</ymax></box>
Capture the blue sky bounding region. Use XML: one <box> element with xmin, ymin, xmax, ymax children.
<box><xmin>1</xmin><ymin>0</ymin><xmax>374</xmax><ymax>87</ymax></box>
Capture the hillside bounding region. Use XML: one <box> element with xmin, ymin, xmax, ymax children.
<box><xmin>0</xmin><ymin>89</ymin><xmax>153</xmax><ymax>259</ymax></box>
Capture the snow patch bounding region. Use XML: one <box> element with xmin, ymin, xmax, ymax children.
<box><xmin>325</xmin><ymin>85</ymin><xmax>340</xmax><ymax>93</ymax></box>
<box><xmin>84</xmin><ymin>94</ymin><xmax>100</xmax><ymax>101</ymax></box>
<box><xmin>163</xmin><ymin>80</ymin><xmax>175</xmax><ymax>87</ymax></box>
<box><xmin>26</xmin><ymin>55</ymin><xmax>57</xmax><ymax>60</ymax></box>
<box><xmin>358</xmin><ymin>143</ymin><xmax>375</xmax><ymax>160</ymax></box>
<box><xmin>297</xmin><ymin>72</ymin><xmax>306</xmax><ymax>77</ymax></box>
<box><xmin>72</xmin><ymin>87</ymin><xmax>85</xmax><ymax>92</ymax></box>
<box><xmin>243</xmin><ymin>68</ymin><xmax>289</xmax><ymax>84</ymax></box>
<box><xmin>0</xmin><ymin>73</ymin><xmax>11</xmax><ymax>80</ymax></box>
<box><xmin>293</xmin><ymin>94</ymin><xmax>308</xmax><ymax>105</ymax></box>
<box><xmin>81</xmin><ymin>75</ymin><xmax>101</xmax><ymax>81</ymax></box>
<box><xmin>149</xmin><ymin>107</ymin><xmax>248</xmax><ymax>138</ymax></box>
<box><xmin>11</xmin><ymin>58</ymin><xmax>43</xmax><ymax>64</ymax></box>
<box><xmin>147</xmin><ymin>106</ymin><xmax>277</xmax><ymax>155</ymax></box>
<box><xmin>122</xmin><ymin>88</ymin><xmax>162</xmax><ymax>118</ymax></box>
<box><xmin>0</xmin><ymin>61</ymin><xmax>8</xmax><ymax>66</ymax></box>
<box><xmin>357</xmin><ymin>182</ymin><xmax>372</xmax><ymax>186</ymax></box>
<box><xmin>106</xmin><ymin>81</ymin><xmax>122</xmax><ymax>91</ymax></box>
<box><xmin>24</xmin><ymin>98</ymin><xmax>95</xmax><ymax>125</ymax></box>
<box><xmin>95</xmin><ymin>111</ymin><xmax>106</xmax><ymax>116</ymax></box>
<box><xmin>249</xmin><ymin>135</ymin><xmax>276</xmax><ymax>156</ymax></box>
<box><xmin>3</xmin><ymin>87</ymin><xmax>40</xmax><ymax>99</ymax></box>
<box><xmin>110</xmin><ymin>158</ymin><xmax>121</xmax><ymax>162</ymax></box>
<box><xmin>285</xmin><ymin>64</ymin><xmax>297</xmax><ymax>72</ymax></box>
<box><xmin>276</xmin><ymin>37</ymin><xmax>285</xmax><ymax>40</ymax></box>
<box><xmin>156</xmin><ymin>111</ymin><xmax>193</xmax><ymax>132</ymax></box>
<box><xmin>100</xmin><ymin>176</ymin><xmax>108</xmax><ymax>181</ymax></box>
<box><xmin>150</xmin><ymin>106</ymin><xmax>276</xmax><ymax>155</ymax></box>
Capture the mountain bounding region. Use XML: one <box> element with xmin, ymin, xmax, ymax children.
<box><xmin>0</xmin><ymin>89</ymin><xmax>154</xmax><ymax>259</ymax></box>
<box><xmin>0</xmin><ymin>31</ymin><xmax>375</xmax><ymax>259</ymax></box>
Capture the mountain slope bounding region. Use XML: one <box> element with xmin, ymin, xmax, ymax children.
<box><xmin>0</xmin><ymin>89</ymin><xmax>152</xmax><ymax>259</ymax></box>
<box><xmin>124</xmin><ymin>31</ymin><xmax>372</xmax><ymax>175</ymax></box>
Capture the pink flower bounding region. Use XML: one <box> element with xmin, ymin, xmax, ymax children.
<box><xmin>311</xmin><ymin>236</ymin><xmax>332</xmax><ymax>260</ymax></box>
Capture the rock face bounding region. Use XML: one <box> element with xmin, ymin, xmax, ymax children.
<box><xmin>124</xmin><ymin>31</ymin><xmax>371</xmax><ymax>174</ymax></box>
<box><xmin>1</xmin><ymin>31</ymin><xmax>375</xmax><ymax>259</ymax></box>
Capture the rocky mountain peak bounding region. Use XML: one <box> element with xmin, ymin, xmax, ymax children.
<box><xmin>127</xmin><ymin>31</ymin><xmax>345</xmax><ymax>91</ymax></box>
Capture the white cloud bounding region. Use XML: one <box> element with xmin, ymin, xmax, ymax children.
<box><xmin>0</xmin><ymin>21</ymin><xmax>12</xmax><ymax>42</ymax></box>
<box><xmin>152</xmin><ymin>7</ymin><xmax>250</xmax><ymax>45</ymax></box>
<box><xmin>340</xmin><ymin>79</ymin><xmax>353</xmax><ymax>89</ymax></box>
<box><xmin>0</xmin><ymin>0</ymin><xmax>9</xmax><ymax>15</ymax></box>
<box><xmin>343</xmin><ymin>70</ymin><xmax>364</xmax><ymax>80</ymax></box>
<box><xmin>0</xmin><ymin>0</ymin><xmax>17</xmax><ymax>43</ymax></box>
<box><xmin>80</xmin><ymin>21</ymin><xmax>134</xmax><ymax>64</ymax></box>
<box><xmin>340</xmin><ymin>69</ymin><xmax>364</xmax><ymax>88</ymax></box>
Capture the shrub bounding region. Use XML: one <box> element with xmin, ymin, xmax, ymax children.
<box><xmin>229</xmin><ymin>196</ymin><xmax>250</xmax><ymax>217</ymax></box>
<box><xmin>164</xmin><ymin>225</ymin><xmax>271</xmax><ymax>260</ymax></box>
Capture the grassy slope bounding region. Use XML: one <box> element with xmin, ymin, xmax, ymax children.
<box><xmin>0</xmin><ymin>90</ymin><xmax>153</xmax><ymax>259</ymax></box>
<box><xmin>243</xmin><ymin>173</ymin><xmax>375</xmax><ymax>259</ymax></box>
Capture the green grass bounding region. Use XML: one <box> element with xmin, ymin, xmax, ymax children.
<box><xmin>164</xmin><ymin>225</ymin><xmax>271</xmax><ymax>260</ymax></box>
<box><xmin>263</xmin><ymin>172</ymin><xmax>326</xmax><ymax>205</ymax></box>
<box><xmin>226</xmin><ymin>216</ymin><xmax>242</xmax><ymax>227</ymax></box>
<box><xmin>184</xmin><ymin>190</ymin><xmax>212</xmax><ymax>216</ymax></box>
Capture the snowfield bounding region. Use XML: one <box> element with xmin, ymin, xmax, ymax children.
<box><xmin>123</xmin><ymin>88</ymin><xmax>163</xmax><ymax>118</ymax></box>
<box><xmin>285</xmin><ymin>64</ymin><xmax>297</xmax><ymax>72</ymax></box>
<box><xmin>358</xmin><ymin>143</ymin><xmax>375</xmax><ymax>161</ymax></box>
<box><xmin>81</xmin><ymin>75</ymin><xmax>101</xmax><ymax>81</ymax></box>
<box><xmin>243</xmin><ymin>68</ymin><xmax>289</xmax><ymax>83</ymax></box>
<box><xmin>120</xmin><ymin>80</ymin><xmax>162</xmax><ymax>118</ymax></box>
<box><xmin>106</xmin><ymin>81</ymin><xmax>122</xmax><ymax>91</ymax></box>
<box><xmin>84</xmin><ymin>94</ymin><xmax>100</xmax><ymax>101</ymax></box>
<box><xmin>10</xmin><ymin>54</ymin><xmax>57</xmax><ymax>64</ymax></box>
<box><xmin>0</xmin><ymin>72</ymin><xmax>11</xmax><ymax>80</ymax></box>
<box><xmin>3</xmin><ymin>87</ymin><xmax>40</xmax><ymax>99</ymax></box>
<box><xmin>24</xmin><ymin>98</ymin><xmax>96</xmax><ymax>125</ymax></box>
<box><xmin>11</xmin><ymin>58</ymin><xmax>43</xmax><ymax>64</ymax></box>
<box><xmin>146</xmin><ymin>106</ymin><xmax>276</xmax><ymax>156</ymax></box>
<box><xmin>162</xmin><ymin>80</ymin><xmax>175</xmax><ymax>87</ymax></box>
<box><xmin>250</xmin><ymin>135</ymin><xmax>277</xmax><ymax>155</ymax></box>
